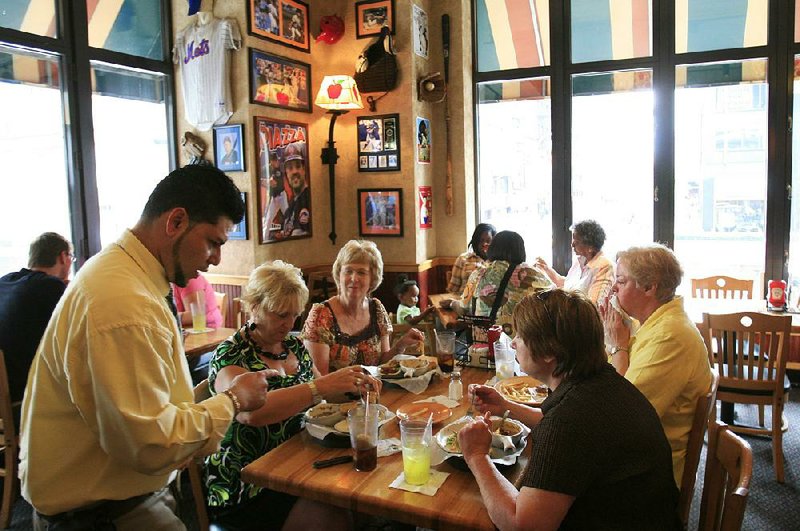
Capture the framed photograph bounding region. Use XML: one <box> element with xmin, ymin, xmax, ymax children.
<box><xmin>254</xmin><ymin>117</ymin><xmax>311</xmax><ymax>244</ymax></box>
<box><xmin>228</xmin><ymin>192</ymin><xmax>248</xmax><ymax>240</ymax></box>
<box><xmin>357</xmin><ymin>113</ymin><xmax>400</xmax><ymax>172</ymax></box>
<box><xmin>248</xmin><ymin>0</ymin><xmax>310</xmax><ymax>52</ymax></box>
<box><xmin>249</xmin><ymin>49</ymin><xmax>312</xmax><ymax>113</ymax></box>
<box><xmin>213</xmin><ymin>124</ymin><xmax>245</xmax><ymax>172</ymax></box>
<box><xmin>355</xmin><ymin>0</ymin><xmax>395</xmax><ymax>39</ymax></box>
<box><xmin>416</xmin><ymin>116</ymin><xmax>431</xmax><ymax>164</ymax></box>
<box><xmin>358</xmin><ymin>188</ymin><xmax>403</xmax><ymax>237</ymax></box>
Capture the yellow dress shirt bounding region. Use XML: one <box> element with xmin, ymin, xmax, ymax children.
<box><xmin>626</xmin><ymin>296</ymin><xmax>713</xmax><ymax>486</ymax></box>
<box><xmin>20</xmin><ymin>230</ymin><xmax>234</xmax><ymax>515</ymax></box>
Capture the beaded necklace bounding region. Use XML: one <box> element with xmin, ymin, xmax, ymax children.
<box><xmin>244</xmin><ymin>325</ymin><xmax>289</xmax><ymax>361</ymax></box>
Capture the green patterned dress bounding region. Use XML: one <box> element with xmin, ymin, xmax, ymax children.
<box><xmin>204</xmin><ymin>331</ymin><xmax>313</xmax><ymax>509</ymax></box>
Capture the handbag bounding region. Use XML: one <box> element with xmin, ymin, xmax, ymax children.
<box><xmin>353</xmin><ymin>26</ymin><xmax>398</xmax><ymax>93</ymax></box>
<box><xmin>459</xmin><ymin>262</ymin><xmax>519</xmax><ymax>344</ymax></box>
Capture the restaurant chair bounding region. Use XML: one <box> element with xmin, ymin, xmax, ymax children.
<box><xmin>701</xmin><ymin>312</ymin><xmax>791</xmax><ymax>482</ymax></box>
<box><xmin>214</xmin><ymin>292</ymin><xmax>228</xmax><ymax>328</ymax></box>
<box><xmin>691</xmin><ymin>276</ymin><xmax>753</xmax><ymax>300</ymax></box>
<box><xmin>698</xmin><ymin>421</ymin><xmax>752</xmax><ymax>531</ymax></box>
<box><xmin>0</xmin><ymin>350</ymin><xmax>19</xmax><ymax>529</ymax></box>
<box><xmin>678</xmin><ymin>369</ymin><xmax>719</xmax><ymax>529</ymax></box>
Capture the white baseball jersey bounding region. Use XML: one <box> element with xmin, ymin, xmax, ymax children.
<box><xmin>173</xmin><ymin>17</ymin><xmax>240</xmax><ymax>131</ymax></box>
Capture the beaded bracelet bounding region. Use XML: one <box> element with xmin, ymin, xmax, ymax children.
<box><xmin>223</xmin><ymin>388</ymin><xmax>241</xmax><ymax>415</ymax></box>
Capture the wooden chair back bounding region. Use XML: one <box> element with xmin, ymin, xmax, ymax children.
<box><xmin>214</xmin><ymin>291</ymin><xmax>228</xmax><ymax>328</ymax></box>
<box><xmin>0</xmin><ymin>350</ymin><xmax>19</xmax><ymax>528</ymax></box>
<box><xmin>691</xmin><ymin>276</ymin><xmax>753</xmax><ymax>300</ymax></box>
<box><xmin>678</xmin><ymin>369</ymin><xmax>720</xmax><ymax>529</ymax></box>
<box><xmin>700</xmin><ymin>311</ymin><xmax>791</xmax><ymax>482</ymax></box>
<box><xmin>698</xmin><ymin>421</ymin><xmax>752</xmax><ymax>531</ymax></box>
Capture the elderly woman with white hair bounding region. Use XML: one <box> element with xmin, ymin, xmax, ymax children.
<box><xmin>303</xmin><ymin>240</ymin><xmax>424</xmax><ymax>374</ymax></box>
<box><xmin>205</xmin><ymin>260</ymin><xmax>377</xmax><ymax>530</ymax></box>
<box><xmin>599</xmin><ymin>243</ymin><xmax>712</xmax><ymax>487</ymax></box>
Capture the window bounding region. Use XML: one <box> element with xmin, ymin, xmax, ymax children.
<box><xmin>0</xmin><ymin>2</ymin><xmax>174</xmax><ymax>269</ymax></box>
<box><xmin>474</xmin><ymin>1</ymin><xmax>795</xmax><ymax>289</ymax></box>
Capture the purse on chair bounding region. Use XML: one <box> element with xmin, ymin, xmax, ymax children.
<box><xmin>353</xmin><ymin>26</ymin><xmax>398</xmax><ymax>93</ymax></box>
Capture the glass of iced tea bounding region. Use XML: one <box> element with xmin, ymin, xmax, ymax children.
<box><xmin>347</xmin><ymin>406</ymin><xmax>379</xmax><ymax>471</ymax></box>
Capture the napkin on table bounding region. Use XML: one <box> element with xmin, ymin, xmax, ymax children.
<box><xmin>389</xmin><ymin>469</ymin><xmax>450</xmax><ymax>496</ymax></box>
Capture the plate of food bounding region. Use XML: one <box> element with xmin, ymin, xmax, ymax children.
<box><xmin>378</xmin><ymin>356</ymin><xmax>437</xmax><ymax>379</ymax></box>
<box><xmin>396</xmin><ymin>402</ymin><xmax>452</xmax><ymax>424</ymax></box>
<box><xmin>495</xmin><ymin>375</ymin><xmax>548</xmax><ymax>406</ymax></box>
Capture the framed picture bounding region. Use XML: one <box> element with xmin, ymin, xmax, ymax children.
<box><xmin>248</xmin><ymin>0</ymin><xmax>310</xmax><ymax>52</ymax></box>
<box><xmin>254</xmin><ymin>117</ymin><xmax>311</xmax><ymax>244</ymax></box>
<box><xmin>416</xmin><ymin>116</ymin><xmax>431</xmax><ymax>164</ymax></box>
<box><xmin>213</xmin><ymin>124</ymin><xmax>245</xmax><ymax>172</ymax></box>
<box><xmin>358</xmin><ymin>188</ymin><xmax>403</xmax><ymax>237</ymax></box>
<box><xmin>228</xmin><ymin>192</ymin><xmax>248</xmax><ymax>240</ymax></box>
<box><xmin>249</xmin><ymin>49</ymin><xmax>312</xmax><ymax>113</ymax></box>
<box><xmin>357</xmin><ymin>113</ymin><xmax>400</xmax><ymax>172</ymax></box>
<box><xmin>355</xmin><ymin>0</ymin><xmax>395</xmax><ymax>38</ymax></box>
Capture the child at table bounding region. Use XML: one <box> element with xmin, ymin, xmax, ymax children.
<box><xmin>394</xmin><ymin>275</ymin><xmax>435</xmax><ymax>325</ymax></box>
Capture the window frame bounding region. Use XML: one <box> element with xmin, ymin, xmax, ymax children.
<box><xmin>0</xmin><ymin>0</ymin><xmax>177</xmax><ymax>264</ymax></box>
<box><xmin>472</xmin><ymin>0</ymin><xmax>796</xmax><ymax>289</ymax></box>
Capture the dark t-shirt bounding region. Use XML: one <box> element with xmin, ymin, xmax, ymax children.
<box><xmin>0</xmin><ymin>268</ymin><xmax>65</xmax><ymax>402</ymax></box>
<box><xmin>523</xmin><ymin>364</ymin><xmax>681</xmax><ymax>530</ymax></box>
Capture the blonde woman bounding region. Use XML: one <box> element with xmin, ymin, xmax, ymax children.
<box><xmin>303</xmin><ymin>240</ymin><xmax>424</xmax><ymax>374</ymax></box>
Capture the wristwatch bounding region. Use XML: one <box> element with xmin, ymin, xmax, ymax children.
<box><xmin>609</xmin><ymin>345</ymin><xmax>629</xmax><ymax>356</ymax></box>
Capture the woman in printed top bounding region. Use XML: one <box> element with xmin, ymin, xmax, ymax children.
<box><xmin>447</xmin><ymin>223</ymin><xmax>496</xmax><ymax>295</ymax></box>
<box><xmin>302</xmin><ymin>240</ymin><xmax>424</xmax><ymax>374</ymax></box>
<box><xmin>205</xmin><ymin>260</ymin><xmax>380</xmax><ymax>530</ymax></box>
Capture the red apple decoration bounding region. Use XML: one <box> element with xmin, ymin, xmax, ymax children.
<box><xmin>276</xmin><ymin>92</ymin><xmax>289</xmax><ymax>106</ymax></box>
<box><xmin>327</xmin><ymin>82</ymin><xmax>343</xmax><ymax>99</ymax></box>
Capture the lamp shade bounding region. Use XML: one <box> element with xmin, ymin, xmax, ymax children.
<box><xmin>315</xmin><ymin>75</ymin><xmax>364</xmax><ymax>110</ymax></box>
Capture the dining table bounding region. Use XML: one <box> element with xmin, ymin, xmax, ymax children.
<box><xmin>428</xmin><ymin>292</ymin><xmax>461</xmax><ymax>330</ymax></box>
<box><xmin>241</xmin><ymin>366</ymin><xmax>532</xmax><ymax>531</ymax></box>
<box><xmin>183</xmin><ymin>327</ymin><xmax>236</xmax><ymax>359</ymax></box>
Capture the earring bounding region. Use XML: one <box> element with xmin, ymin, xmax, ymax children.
<box><xmin>248</xmin><ymin>321</ymin><xmax>257</xmax><ymax>331</ymax></box>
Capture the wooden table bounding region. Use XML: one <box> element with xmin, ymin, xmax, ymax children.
<box><xmin>242</xmin><ymin>367</ymin><xmax>530</xmax><ymax>531</ymax></box>
<box><xmin>429</xmin><ymin>293</ymin><xmax>461</xmax><ymax>330</ymax></box>
<box><xmin>183</xmin><ymin>327</ymin><xmax>236</xmax><ymax>359</ymax></box>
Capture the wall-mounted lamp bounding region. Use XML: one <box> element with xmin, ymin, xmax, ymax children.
<box><xmin>314</xmin><ymin>75</ymin><xmax>364</xmax><ymax>245</ymax></box>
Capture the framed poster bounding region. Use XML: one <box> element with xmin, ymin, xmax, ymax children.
<box><xmin>248</xmin><ymin>0</ymin><xmax>310</xmax><ymax>52</ymax></box>
<box><xmin>254</xmin><ymin>117</ymin><xmax>311</xmax><ymax>244</ymax></box>
<box><xmin>357</xmin><ymin>113</ymin><xmax>400</xmax><ymax>172</ymax></box>
<box><xmin>213</xmin><ymin>124</ymin><xmax>245</xmax><ymax>172</ymax></box>
<box><xmin>249</xmin><ymin>49</ymin><xmax>312</xmax><ymax>112</ymax></box>
<box><xmin>416</xmin><ymin>116</ymin><xmax>431</xmax><ymax>164</ymax></box>
<box><xmin>358</xmin><ymin>188</ymin><xmax>403</xmax><ymax>237</ymax></box>
<box><xmin>355</xmin><ymin>0</ymin><xmax>395</xmax><ymax>38</ymax></box>
<box><xmin>228</xmin><ymin>192</ymin><xmax>248</xmax><ymax>240</ymax></box>
<box><xmin>418</xmin><ymin>186</ymin><xmax>432</xmax><ymax>229</ymax></box>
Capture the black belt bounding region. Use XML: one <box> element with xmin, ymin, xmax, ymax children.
<box><xmin>37</xmin><ymin>493</ymin><xmax>153</xmax><ymax>530</ymax></box>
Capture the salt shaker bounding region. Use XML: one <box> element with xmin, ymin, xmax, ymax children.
<box><xmin>448</xmin><ymin>371</ymin><xmax>463</xmax><ymax>401</ymax></box>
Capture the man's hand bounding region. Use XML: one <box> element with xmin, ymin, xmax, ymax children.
<box><xmin>228</xmin><ymin>369</ymin><xmax>277</xmax><ymax>412</ymax></box>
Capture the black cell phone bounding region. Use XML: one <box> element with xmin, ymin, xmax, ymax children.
<box><xmin>312</xmin><ymin>455</ymin><xmax>353</xmax><ymax>469</ymax></box>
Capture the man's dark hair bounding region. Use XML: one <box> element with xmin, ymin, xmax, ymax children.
<box><xmin>28</xmin><ymin>232</ymin><xmax>70</xmax><ymax>268</ymax></box>
<box><xmin>141</xmin><ymin>166</ymin><xmax>244</xmax><ymax>225</ymax></box>
<box><xmin>468</xmin><ymin>223</ymin><xmax>496</xmax><ymax>259</ymax></box>
<box><xmin>487</xmin><ymin>230</ymin><xmax>526</xmax><ymax>264</ymax></box>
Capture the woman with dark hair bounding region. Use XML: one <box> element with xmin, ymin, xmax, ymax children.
<box><xmin>461</xmin><ymin>290</ymin><xmax>680</xmax><ymax>529</ymax></box>
<box><xmin>536</xmin><ymin>219</ymin><xmax>614</xmax><ymax>305</ymax></box>
<box><xmin>444</xmin><ymin>230</ymin><xmax>551</xmax><ymax>336</ymax></box>
<box><xmin>447</xmin><ymin>223</ymin><xmax>496</xmax><ymax>295</ymax></box>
